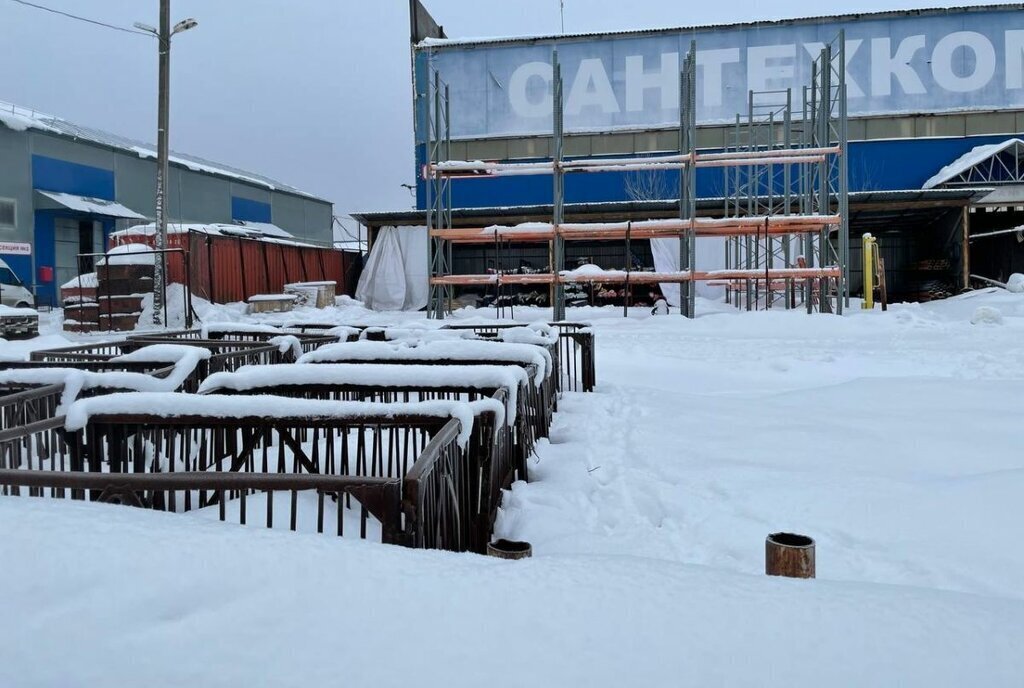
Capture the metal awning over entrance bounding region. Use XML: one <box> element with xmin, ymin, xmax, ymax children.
<box><xmin>35</xmin><ymin>190</ymin><xmax>147</xmax><ymax>220</ymax></box>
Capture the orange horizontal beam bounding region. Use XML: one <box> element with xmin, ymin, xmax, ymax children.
<box><xmin>430</xmin><ymin>266</ymin><xmax>840</xmax><ymax>287</ymax></box>
<box><xmin>430</xmin><ymin>215</ymin><xmax>841</xmax><ymax>244</ymax></box>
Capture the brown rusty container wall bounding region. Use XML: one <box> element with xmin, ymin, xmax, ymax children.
<box><xmin>765</xmin><ymin>532</ymin><xmax>816</xmax><ymax>579</ymax></box>
<box><xmin>112</xmin><ymin>229</ymin><xmax>354</xmax><ymax>305</ymax></box>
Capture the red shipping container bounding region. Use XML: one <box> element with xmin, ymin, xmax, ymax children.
<box><xmin>111</xmin><ymin>227</ymin><xmax>359</xmax><ymax>305</ymax></box>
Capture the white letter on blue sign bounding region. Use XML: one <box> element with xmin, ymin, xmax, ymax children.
<box><xmin>625</xmin><ymin>52</ymin><xmax>679</xmax><ymax>112</ymax></box>
<box><xmin>509</xmin><ymin>61</ymin><xmax>553</xmax><ymax>118</ymax></box>
<box><xmin>1006</xmin><ymin>30</ymin><xmax>1024</xmax><ymax>89</ymax></box>
<box><xmin>871</xmin><ymin>36</ymin><xmax>927</xmax><ymax>96</ymax></box>
<box><xmin>747</xmin><ymin>44</ymin><xmax>796</xmax><ymax>92</ymax></box>
<box><xmin>697</xmin><ymin>48</ymin><xmax>741</xmax><ymax>107</ymax></box>
<box><xmin>803</xmin><ymin>40</ymin><xmax>865</xmax><ymax>98</ymax></box>
<box><xmin>567</xmin><ymin>58</ymin><xmax>620</xmax><ymax>115</ymax></box>
<box><xmin>932</xmin><ymin>31</ymin><xmax>996</xmax><ymax>92</ymax></box>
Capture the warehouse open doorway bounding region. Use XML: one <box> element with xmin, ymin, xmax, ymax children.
<box><xmin>54</xmin><ymin>217</ymin><xmax>104</xmax><ymax>297</ymax></box>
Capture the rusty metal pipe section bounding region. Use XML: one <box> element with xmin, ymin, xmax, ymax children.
<box><xmin>766</xmin><ymin>532</ymin><xmax>816</xmax><ymax>579</ymax></box>
<box><xmin>486</xmin><ymin>539</ymin><xmax>532</xmax><ymax>560</ymax></box>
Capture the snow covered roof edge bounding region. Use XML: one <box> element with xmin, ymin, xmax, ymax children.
<box><xmin>0</xmin><ymin>100</ymin><xmax>327</xmax><ymax>204</ymax></box>
<box><xmin>923</xmin><ymin>138</ymin><xmax>1024</xmax><ymax>189</ymax></box>
<box><xmin>418</xmin><ymin>4</ymin><xmax>1024</xmax><ymax>49</ymax></box>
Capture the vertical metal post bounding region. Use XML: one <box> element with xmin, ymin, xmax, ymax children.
<box><xmin>552</xmin><ymin>51</ymin><xmax>566</xmax><ymax>321</ymax></box>
<box><xmin>804</xmin><ymin>79</ymin><xmax>815</xmax><ymax>313</ymax></box>
<box><xmin>152</xmin><ymin>0</ymin><xmax>171</xmax><ymax>327</ymax></box>
<box><xmin>425</xmin><ymin>70</ymin><xmax>436</xmax><ymax>317</ymax></box>
<box><xmin>744</xmin><ymin>89</ymin><xmax>754</xmax><ymax>309</ymax></box>
<box><xmin>679</xmin><ymin>42</ymin><xmax>697</xmax><ymax>318</ymax></box>
<box><xmin>961</xmin><ymin>205</ymin><xmax>971</xmax><ymax>290</ymax></box>
<box><xmin>783</xmin><ymin>89</ymin><xmax>793</xmax><ymax>307</ymax></box>
<box><xmin>837</xmin><ymin>31</ymin><xmax>850</xmax><ymax>312</ymax></box>
<box><xmin>678</xmin><ymin>61</ymin><xmax>688</xmax><ymax>316</ymax></box>
<box><xmin>426</xmin><ymin>68</ymin><xmax>451</xmax><ymax>320</ymax></box>
<box><xmin>444</xmin><ymin>83</ymin><xmax>454</xmax><ymax>315</ymax></box>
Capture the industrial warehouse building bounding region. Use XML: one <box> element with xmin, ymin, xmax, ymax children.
<box><xmin>0</xmin><ymin>102</ymin><xmax>333</xmax><ymax>306</ymax></box>
<box><xmin>354</xmin><ymin>3</ymin><xmax>1024</xmax><ymax>308</ymax></box>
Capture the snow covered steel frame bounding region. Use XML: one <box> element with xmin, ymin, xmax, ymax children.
<box><xmin>198</xmin><ymin>365</ymin><xmax>523</xmax><ymax>552</ymax></box>
<box><xmin>298</xmin><ymin>340</ymin><xmax>557</xmax><ymax>441</ymax></box>
<box><xmin>29</xmin><ymin>338</ymin><xmax>291</xmax><ymax>392</ymax></box>
<box><xmin>0</xmin><ymin>384</ymin><xmax>63</xmax><ymax>431</ymax></box>
<box><xmin>131</xmin><ymin>327</ymin><xmax>341</xmax><ymax>356</ymax></box>
<box><xmin>442</xmin><ymin>321</ymin><xmax>596</xmax><ymax>393</ymax></box>
<box><xmin>417</xmin><ymin>5</ymin><xmax>1024</xmax><ymax>139</ymax></box>
<box><xmin>0</xmin><ymin>399</ymin><xmax>476</xmax><ymax>552</ymax></box>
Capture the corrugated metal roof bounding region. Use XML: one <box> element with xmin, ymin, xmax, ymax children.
<box><xmin>418</xmin><ymin>4</ymin><xmax>1024</xmax><ymax>50</ymax></box>
<box><xmin>0</xmin><ymin>100</ymin><xmax>326</xmax><ymax>202</ymax></box>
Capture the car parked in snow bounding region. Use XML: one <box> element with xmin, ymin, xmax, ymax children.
<box><xmin>0</xmin><ymin>258</ymin><xmax>35</xmax><ymax>309</ymax></box>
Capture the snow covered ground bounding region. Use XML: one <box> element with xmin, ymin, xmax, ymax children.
<box><xmin>3</xmin><ymin>289</ymin><xmax>1024</xmax><ymax>685</ymax></box>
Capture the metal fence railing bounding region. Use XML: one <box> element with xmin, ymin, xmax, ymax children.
<box><xmin>442</xmin><ymin>321</ymin><xmax>596</xmax><ymax>392</ymax></box>
<box><xmin>0</xmin><ymin>410</ymin><xmax>473</xmax><ymax>552</ymax></box>
<box><xmin>0</xmin><ymin>469</ymin><xmax>403</xmax><ymax>540</ymax></box>
<box><xmin>302</xmin><ymin>355</ymin><xmax>552</xmax><ymax>442</ymax></box>
<box><xmin>129</xmin><ymin>329</ymin><xmax>342</xmax><ymax>355</ymax></box>
<box><xmin>202</xmin><ymin>380</ymin><xmax>521</xmax><ymax>552</ymax></box>
<box><xmin>28</xmin><ymin>339</ymin><xmax>288</xmax><ymax>393</ymax></box>
<box><xmin>0</xmin><ymin>385</ymin><xmax>64</xmax><ymax>432</ymax></box>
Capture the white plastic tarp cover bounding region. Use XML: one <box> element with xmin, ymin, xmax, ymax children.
<box><xmin>355</xmin><ymin>226</ymin><xmax>428</xmax><ymax>311</ymax></box>
<box><xmin>650</xmin><ymin>237</ymin><xmax>725</xmax><ymax>306</ymax></box>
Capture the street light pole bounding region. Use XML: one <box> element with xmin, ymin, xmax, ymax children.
<box><xmin>136</xmin><ymin>2</ymin><xmax>197</xmax><ymax>327</ymax></box>
<box><xmin>153</xmin><ymin>0</ymin><xmax>170</xmax><ymax>326</ymax></box>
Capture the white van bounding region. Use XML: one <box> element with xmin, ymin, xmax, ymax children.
<box><xmin>0</xmin><ymin>258</ymin><xmax>35</xmax><ymax>308</ymax></box>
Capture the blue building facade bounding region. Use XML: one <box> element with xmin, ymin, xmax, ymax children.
<box><xmin>0</xmin><ymin>104</ymin><xmax>332</xmax><ymax>306</ymax></box>
<box><xmin>411</xmin><ymin>5</ymin><xmax>1024</xmax><ymax>210</ymax></box>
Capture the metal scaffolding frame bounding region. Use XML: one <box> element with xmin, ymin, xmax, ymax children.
<box><xmin>722</xmin><ymin>34</ymin><xmax>848</xmax><ymax>314</ymax></box>
<box><xmin>426</xmin><ymin>70</ymin><xmax>453</xmax><ymax>319</ymax></box>
<box><xmin>425</xmin><ymin>36</ymin><xmax>848</xmax><ymax>319</ymax></box>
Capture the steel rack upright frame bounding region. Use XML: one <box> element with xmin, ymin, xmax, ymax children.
<box><xmin>425</xmin><ymin>37</ymin><xmax>848</xmax><ymax>319</ymax></box>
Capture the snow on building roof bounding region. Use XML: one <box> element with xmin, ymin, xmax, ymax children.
<box><xmin>0</xmin><ymin>100</ymin><xmax>324</xmax><ymax>202</ymax></box>
<box><xmin>37</xmin><ymin>191</ymin><xmax>147</xmax><ymax>220</ymax></box>
<box><xmin>240</xmin><ymin>221</ymin><xmax>292</xmax><ymax>238</ymax></box>
<box><xmin>110</xmin><ymin>222</ymin><xmax>316</xmax><ymax>247</ymax></box>
<box><xmin>923</xmin><ymin>138</ymin><xmax>1024</xmax><ymax>189</ymax></box>
<box><xmin>417</xmin><ymin>5</ymin><xmax>1022</xmax><ymax>49</ymax></box>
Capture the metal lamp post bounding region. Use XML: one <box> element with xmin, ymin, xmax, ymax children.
<box><xmin>134</xmin><ymin>2</ymin><xmax>197</xmax><ymax>327</ymax></box>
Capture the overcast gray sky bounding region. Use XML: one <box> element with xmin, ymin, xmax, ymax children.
<box><xmin>0</xmin><ymin>0</ymin><xmax>997</xmax><ymax>224</ymax></box>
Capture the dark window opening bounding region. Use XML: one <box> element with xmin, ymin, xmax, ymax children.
<box><xmin>79</xmin><ymin>220</ymin><xmax>95</xmax><ymax>273</ymax></box>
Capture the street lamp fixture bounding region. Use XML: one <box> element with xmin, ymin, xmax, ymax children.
<box><xmin>133</xmin><ymin>18</ymin><xmax>197</xmax><ymax>38</ymax></box>
<box><xmin>136</xmin><ymin>3</ymin><xmax>198</xmax><ymax>327</ymax></box>
<box><xmin>172</xmin><ymin>18</ymin><xmax>198</xmax><ymax>35</ymax></box>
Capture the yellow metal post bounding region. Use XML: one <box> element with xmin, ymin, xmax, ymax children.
<box><xmin>862</xmin><ymin>233</ymin><xmax>875</xmax><ymax>310</ymax></box>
